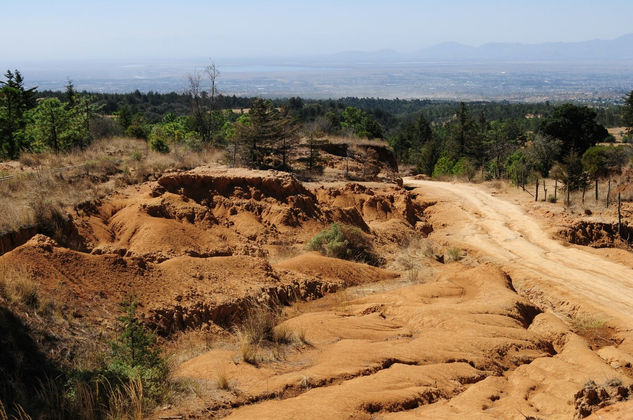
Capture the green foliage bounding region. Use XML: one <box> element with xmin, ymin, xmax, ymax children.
<box><xmin>148</xmin><ymin>115</ymin><xmax>200</xmax><ymax>152</ymax></box>
<box><xmin>236</xmin><ymin>99</ymin><xmax>297</xmax><ymax>170</ymax></box>
<box><xmin>306</xmin><ymin>223</ymin><xmax>378</xmax><ymax>265</ymax></box>
<box><xmin>452</xmin><ymin>157</ymin><xmax>477</xmax><ymax>180</ymax></box>
<box><xmin>581</xmin><ymin>146</ymin><xmax>609</xmax><ymax>178</ymax></box>
<box><xmin>149</xmin><ymin>136</ymin><xmax>170</xmax><ymax>153</ymax></box>
<box><xmin>562</xmin><ymin>150</ymin><xmax>589</xmax><ymax>192</ymax></box>
<box><xmin>108</xmin><ymin>295</ymin><xmax>168</xmax><ymax>402</ymax></box>
<box><xmin>341</xmin><ymin>106</ymin><xmax>383</xmax><ymax>139</ymax></box>
<box><xmin>538</xmin><ymin>103</ymin><xmax>609</xmax><ymax>158</ymax></box>
<box><xmin>432</xmin><ymin>155</ymin><xmax>456</xmax><ymax>178</ymax></box>
<box><xmin>0</xmin><ymin>70</ymin><xmax>37</xmax><ymax>159</ymax></box>
<box><xmin>524</xmin><ymin>133</ymin><xmax>562</xmax><ymax>176</ymax></box>
<box><xmin>125</xmin><ymin>114</ymin><xmax>150</xmax><ymax>139</ymax></box>
<box><xmin>390</xmin><ymin>112</ymin><xmax>432</xmax><ymax>162</ymax></box>
<box><xmin>24</xmin><ymin>97</ymin><xmax>91</xmax><ymax>152</ymax></box>
<box><xmin>506</xmin><ymin>150</ymin><xmax>528</xmax><ymax>186</ymax></box>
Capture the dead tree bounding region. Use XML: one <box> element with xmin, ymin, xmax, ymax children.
<box><xmin>205</xmin><ymin>61</ymin><xmax>220</xmax><ymax>109</ymax></box>
<box><xmin>187</xmin><ymin>71</ymin><xmax>210</xmax><ymax>142</ymax></box>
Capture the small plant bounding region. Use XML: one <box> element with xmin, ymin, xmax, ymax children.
<box><xmin>216</xmin><ymin>370</ymin><xmax>231</xmax><ymax>391</ymax></box>
<box><xmin>236</xmin><ymin>304</ymin><xmax>300</xmax><ymax>365</ymax></box>
<box><xmin>306</xmin><ymin>223</ymin><xmax>378</xmax><ymax>265</ymax></box>
<box><xmin>297</xmin><ymin>328</ymin><xmax>310</xmax><ymax>345</ymax></box>
<box><xmin>272</xmin><ymin>325</ymin><xmax>294</xmax><ymax>345</ymax></box>
<box><xmin>129</xmin><ymin>150</ymin><xmax>143</xmax><ymax>162</ymax></box>
<box><xmin>547</xmin><ymin>194</ymin><xmax>557</xmax><ymax>203</ymax></box>
<box><xmin>447</xmin><ymin>247</ymin><xmax>463</xmax><ymax>262</ymax></box>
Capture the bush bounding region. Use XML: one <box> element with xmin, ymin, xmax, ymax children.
<box><xmin>148</xmin><ymin>136</ymin><xmax>170</xmax><ymax>153</ymax></box>
<box><xmin>306</xmin><ymin>223</ymin><xmax>379</xmax><ymax>265</ymax></box>
<box><xmin>432</xmin><ymin>155</ymin><xmax>455</xmax><ymax>178</ymax></box>
<box><xmin>453</xmin><ymin>157</ymin><xmax>477</xmax><ymax>181</ymax></box>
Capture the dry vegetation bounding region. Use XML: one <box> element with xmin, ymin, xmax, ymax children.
<box><xmin>0</xmin><ymin>137</ymin><xmax>223</xmax><ymax>236</ymax></box>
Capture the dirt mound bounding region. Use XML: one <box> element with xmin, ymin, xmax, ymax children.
<box><xmin>276</xmin><ymin>252</ymin><xmax>399</xmax><ymax>286</ymax></box>
<box><xmin>559</xmin><ymin>220</ymin><xmax>633</xmax><ymax>248</ymax></box>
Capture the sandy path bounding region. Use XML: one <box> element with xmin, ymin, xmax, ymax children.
<box><xmin>405</xmin><ymin>178</ymin><xmax>633</xmax><ymax>326</ymax></box>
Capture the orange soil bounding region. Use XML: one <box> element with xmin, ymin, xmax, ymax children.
<box><xmin>4</xmin><ymin>167</ymin><xmax>633</xmax><ymax>419</ymax></box>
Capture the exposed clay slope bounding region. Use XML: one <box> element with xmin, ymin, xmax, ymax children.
<box><xmin>171</xmin><ymin>265</ymin><xmax>579</xmax><ymax>419</ymax></box>
<box><xmin>76</xmin><ymin>167</ymin><xmax>429</xmax><ymax>262</ymax></box>
<box><xmin>1</xmin><ymin>168</ymin><xmax>429</xmax><ymax>341</ymax></box>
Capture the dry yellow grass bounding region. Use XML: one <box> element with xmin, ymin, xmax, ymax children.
<box><xmin>0</xmin><ymin>137</ymin><xmax>224</xmax><ymax>236</ymax></box>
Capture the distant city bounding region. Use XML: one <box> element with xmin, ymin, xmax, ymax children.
<box><xmin>5</xmin><ymin>34</ymin><xmax>633</xmax><ymax>102</ymax></box>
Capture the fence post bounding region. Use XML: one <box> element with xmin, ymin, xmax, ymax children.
<box><xmin>618</xmin><ymin>192</ymin><xmax>622</xmax><ymax>238</ymax></box>
<box><xmin>535</xmin><ymin>178</ymin><xmax>539</xmax><ymax>202</ymax></box>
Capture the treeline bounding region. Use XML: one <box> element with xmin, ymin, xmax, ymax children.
<box><xmin>2</xmin><ymin>68</ymin><xmax>632</xmax><ymax>185</ymax></box>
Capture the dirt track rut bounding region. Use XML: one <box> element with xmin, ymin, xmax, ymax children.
<box><xmin>405</xmin><ymin>178</ymin><xmax>633</xmax><ymax>326</ymax></box>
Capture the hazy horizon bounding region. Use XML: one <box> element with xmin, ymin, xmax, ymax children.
<box><xmin>3</xmin><ymin>0</ymin><xmax>633</xmax><ymax>61</ymax></box>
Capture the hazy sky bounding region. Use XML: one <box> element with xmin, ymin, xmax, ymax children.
<box><xmin>3</xmin><ymin>0</ymin><xmax>633</xmax><ymax>61</ymax></box>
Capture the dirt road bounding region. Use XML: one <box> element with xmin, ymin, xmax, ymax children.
<box><xmin>405</xmin><ymin>178</ymin><xmax>633</xmax><ymax>328</ymax></box>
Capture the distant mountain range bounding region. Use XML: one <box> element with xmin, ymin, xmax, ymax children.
<box><xmin>318</xmin><ymin>34</ymin><xmax>633</xmax><ymax>65</ymax></box>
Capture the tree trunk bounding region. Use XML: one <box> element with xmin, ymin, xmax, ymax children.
<box><xmin>595</xmin><ymin>177</ymin><xmax>599</xmax><ymax>202</ymax></box>
<box><xmin>607</xmin><ymin>177</ymin><xmax>611</xmax><ymax>208</ymax></box>
<box><xmin>554</xmin><ymin>179</ymin><xmax>558</xmax><ymax>202</ymax></box>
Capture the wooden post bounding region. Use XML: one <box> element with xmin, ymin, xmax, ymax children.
<box><xmin>554</xmin><ymin>179</ymin><xmax>558</xmax><ymax>202</ymax></box>
<box><xmin>582</xmin><ymin>185</ymin><xmax>586</xmax><ymax>205</ymax></box>
<box><xmin>618</xmin><ymin>192</ymin><xmax>622</xmax><ymax>238</ymax></box>
<box><xmin>543</xmin><ymin>180</ymin><xmax>547</xmax><ymax>202</ymax></box>
<box><xmin>567</xmin><ymin>186</ymin><xmax>570</xmax><ymax>207</ymax></box>
<box><xmin>595</xmin><ymin>177</ymin><xmax>599</xmax><ymax>202</ymax></box>
<box><xmin>535</xmin><ymin>178</ymin><xmax>539</xmax><ymax>202</ymax></box>
<box><xmin>606</xmin><ymin>178</ymin><xmax>611</xmax><ymax>208</ymax></box>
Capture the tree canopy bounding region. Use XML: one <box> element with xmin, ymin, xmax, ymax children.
<box><xmin>538</xmin><ymin>103</ymin><xmax>609</xmax><ymax>158</ymax></box>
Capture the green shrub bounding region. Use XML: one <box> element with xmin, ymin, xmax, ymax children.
<box><xmin>148</xmin><ymin>136</ymin><xmax>170</xmax><ymax>153</ymax></box>
<box><xmin>452</xmin><ymin>157</ymin><xmax>477</xmax><ymax>180</ymax></box>
<box><xmin>306</xmin><ymin>223</ymin><xmax>379</xmax><ymax>265</ymax></box>
<box><xmin>432</xmin><ymin>155</ymin><xmax>455</xmax><ymax>178</ymax></box>
<box><xmin>108</xmin><ymin>296</ymin><xmax>168</xmax><ymax>403</ymax></box>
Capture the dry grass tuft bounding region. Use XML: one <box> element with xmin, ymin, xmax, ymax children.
<box><xmin>0</xmin><ymin>264</ymin><xmax>39</xmax><ymax>308</ymax></box>
<box><xmin>236</xmin><ymin>304</ymin><xmax>304</xmax><ymax>365</ymax></box>
<box><xmin>216</xmin><ymin>369</ymin><xmax>231</xmax><ymax>391</ymax></box>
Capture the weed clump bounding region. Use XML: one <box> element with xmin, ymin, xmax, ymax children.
<box><xmin>306</xmin><ymin>223</ymin><xmax>380</xmax><ymax>265</ymax></box>
<box><xmin>236</xmin><ymin>304</ymin><xmax>303</xmax><ymax>365</ymax></box>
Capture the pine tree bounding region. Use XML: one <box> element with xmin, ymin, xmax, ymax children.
<box><xmin>0</xmin><ymin>70</ymin><xmax>37</xmax><ymax>159</ymax></box>
<box><xmin>237</xmin><ymin>99</ymin><xmax>297</xmax><ymax>170</ymax></box>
